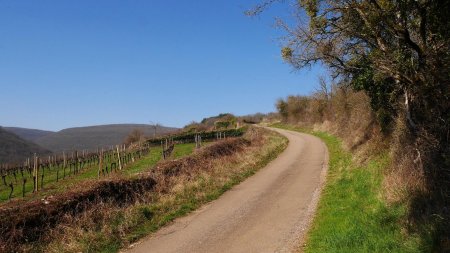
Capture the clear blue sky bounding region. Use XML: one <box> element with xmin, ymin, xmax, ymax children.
<box><xmin>0</xmin><ymin>0</ymin><xmax>323</xmax><ymax>131</ymax></box>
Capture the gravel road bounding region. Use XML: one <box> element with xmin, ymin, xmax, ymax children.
<box><xmin>126</xmin><ymin>128</ymin><xmax>328</xmax><ymax>253</ymax></box>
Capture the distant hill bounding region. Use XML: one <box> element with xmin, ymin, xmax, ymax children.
<box><xmin>0</xmin><ymin>127</ymin><xmax>52</xmax><ymax>164</ymax></box>
<box><xmin>4</xmin><ymin>127</ymin><xmax>54</xmax><ymax>142</ymax></box>
<box><xmin>35</xmin><ymin>124</ymin><xmax>178</xmax><ymax>152</ymax></box>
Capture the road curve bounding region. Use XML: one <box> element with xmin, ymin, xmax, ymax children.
<box><xmin>125</xmin><ymin>128</ymin><xmax>328</xmax><ymax>253</ymax></box>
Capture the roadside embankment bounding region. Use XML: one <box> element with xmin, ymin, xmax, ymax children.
<box><xmin>0</xmin><ymin>127</ymin><xmax>287</xmax><ymax>253</ymax></box>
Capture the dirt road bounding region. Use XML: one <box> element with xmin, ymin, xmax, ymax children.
<box><xmin>126</xmin><ymin>128</ymin><xmax>328</xmax><ymax>253</ymax></box>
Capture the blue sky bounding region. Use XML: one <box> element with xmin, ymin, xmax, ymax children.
<box><xmin>0</xmin><ymin>0</ymin><xmax>323</xmax><ymax>131</ymax></box>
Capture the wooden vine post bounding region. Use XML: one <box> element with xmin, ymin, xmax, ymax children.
<box><xmin>116</xmin><ymin>145</ymin><xmax>122</xmax><ymax>170</ymax></box>
<box><xmin>195</xmin><ymin>134</ymin><xmax>202</xmax><ymax>149</ymax></box>
<box><xmin>33</xmin><ymin>154</ymin><xmax>38</xmax><ymax>192</ymax></box>
<box><xmin>161</xmin><ymin>140</ymin><xmax>165</xmax><ymax>159</ymax></box>
<box><xmin>98</xmin><ymin>149</ymin><xmax>103</xmax><ymax>178</ymax></box>
<box><xmin>139</xmin><ymin>140</ymin><xmax>142</xmax><ymax>158</ymax></box>
<box><xmin>22</xmin><ymin>178</ymin><xmax>26</xmax><ymax>197</ymax></box>
<box><xmin>63</xmin><ymin>151</ymin><xmax>66</xmax><ymax>179</ymax></box>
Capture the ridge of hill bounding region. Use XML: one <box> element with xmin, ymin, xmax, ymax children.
<box><xmin>4</xmin><ymin>127</ymin><xmax>54</xmax><ymax>142</ymax></box>
<box><xmin>0</xmin><ymin>127</ymin><xmax>52</xmax><ymax>164</ymax></box>
<box><xmin>34</xmin><ymin>124</ymin><xmax>178</xmax><ymax>152</ymax></box>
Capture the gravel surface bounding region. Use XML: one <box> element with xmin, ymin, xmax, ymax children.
<box><xmin>125</xmin><ymin>128</ymin><xmax>328</xmax><ymax>253</ymax></box>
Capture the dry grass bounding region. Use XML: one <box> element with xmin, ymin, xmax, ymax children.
<box><xmin>281</xmin><ymin>90</ymin><xmax>385</xmax><ymax>157</ymax></box>
<box><xmin>7</xmin><ymin>127</ymin><xmax>287</xmax><ymax>253</ymax></box>
<box><xmin>383</xmin><ymin>157</ymin><xmax>427</xmax><ymax>204</ymax></box>
<box><xmin>274</xmin><ymin>87</ymin><xmax>448</xmax><ymax>251</ymax></box>
<box><xmin>382</xmin><ymin>116</ymin><xmax>427</xmax><ymax>204</ymax></box>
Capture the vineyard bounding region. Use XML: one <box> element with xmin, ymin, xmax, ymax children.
<box><xmin>0</xmin><ymin>125</ymin><xmax>255</xmax><ymax>252</ymax></box>
<box><xmin>0</xmin><ymin>128</ymin><xmax>245</xmax><ymax>203</ymax></box>
<box><xmin>0</xmin><ymin>143</ymin><xmax>154</xmax><ymax>202</ymax></box>
<box><xmin>146</xmin><ymin>128</ymin><xmax>245</xmax><ymax>145</ymax></box>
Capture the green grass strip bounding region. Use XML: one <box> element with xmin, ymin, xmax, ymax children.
<box><xmin>271</xmin><ymin>123</ymin><xmax>421</xmax><ymax>253</ymax></box>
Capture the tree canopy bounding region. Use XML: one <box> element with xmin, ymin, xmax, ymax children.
<box><xmin>277</xmin><ymin>1</ymin><xmax>448</xmax><ymax>129</ymax></box>
<box><xmin>250</xmin><ymin>0</ymin><xmax>449</xmax><ymax>168</ymax></box>
<box><xmin>250</xmin><ymin>1</ymin><xmax>450</xmax><ymax>249</ymax></box>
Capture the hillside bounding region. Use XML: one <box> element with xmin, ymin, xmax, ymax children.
<box><xmin>4</xmin><ymin>127</ymin><xmax>54</xmax><ymax>142</ymax></box>
<box><xmin>35</xmin><ymin>124</ymin><xmax>178</xmax><ymax>152</ymax></box>
<box><xmin>0</xmin><ymin>127</ymin><xmax>52</xmax><ymax>164</ymax></box>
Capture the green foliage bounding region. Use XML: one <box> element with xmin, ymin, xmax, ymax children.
<box><xmin>350</xmin><ymin>57</ymin><xmax>397</xmax><ymax>132</ymax></box>
<box><xmin>139</xmin><ymin>206</ymin><xmax>153</xmax><ymax>220</ymax></box>
<box><xmin>281</xmin><ymin>47</ymin><xmax>293</xmax><ymax>61</ymax></box>
<box><xmin>214</xmin><ymin>119</ymin><xmax>236</xmax><ymax>129</ymax></box>
<box><xmin>299</xmin><ymin>0</ymin><xmax>318</xmax><ymax>17</ymax></box>
<box><xmin>274</xmin><ymin>0</ymin><xmax>450</xmax><ymax>145</ymax></box>
<box><xmin>276</xmin><ymin>99</ymin><xmax>288</xmax><ymax>120</ymax></box>
<box><xmin>213</xmin><ymin>114</ymin><xmax>237</xmax><ymax>129</ymax></box>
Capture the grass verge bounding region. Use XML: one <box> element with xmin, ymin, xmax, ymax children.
<box><xmin>271</xmin><ymin>123</ymin><xmax>421</xmax><ymax>253</ymax></box>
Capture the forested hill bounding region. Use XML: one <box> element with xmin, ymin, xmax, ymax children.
<box><xmin>4</xmin><ymin>127</ymin><xmax>54</xmax><ymax>142</ymax></box>
<box><xmin>34</xmin><ymin>124</ymin><xmax>178</xmax><ymax>152</ymax></box>
<box><xmin>0</xmin><ymin>127</ymin><xmax>52</xmax><ymax>164</ymax></box>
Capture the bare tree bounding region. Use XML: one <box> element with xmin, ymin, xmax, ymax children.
<box><xmin>124</xmin><ymin>129</ymin><xmax>144</xmax><ymax>146</ymax></box>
